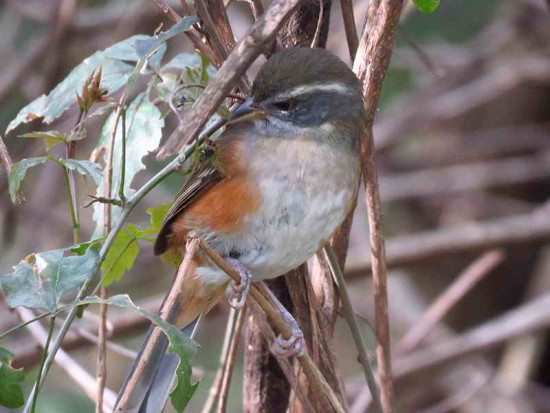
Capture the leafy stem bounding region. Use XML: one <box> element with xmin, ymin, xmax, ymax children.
<box><xmin>30</xmin><ymin>315</ymin><xmax>56</xmax><ymax>413</ymax></box>
<box><xmin>62</xmin><ymin>166</ymin><xmax>81</xmax><ymax>244</ymax></box>
<box><xmin>118</xmin><ymin>106</ymin><xmax>127</xmax><ymax>203</ymax></box>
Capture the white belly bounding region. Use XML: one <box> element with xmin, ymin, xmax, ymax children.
<box><xmin>196</xmin><ymin>137</ymin><xmax>360</xmax><ymax>286</ymax></box>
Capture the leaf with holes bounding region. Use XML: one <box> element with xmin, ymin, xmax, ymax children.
<box><xmin>0</xmin><ymin>348</ymin><xmax>25</xmax><ymax>409</ymax></box>
<box><xmin>92</xmin><ymin>94</ymin><xmax>163</xmax><ymax>238</ymax></box>
<box><xmin>0</xmin><ymin>246</ymin><xmax>100</xmax><ymax>312</ymax></box>
<box><xmin>412</xmin><ymin>0</ymin><xmax>440</xmax><ymax>14</ymax></box>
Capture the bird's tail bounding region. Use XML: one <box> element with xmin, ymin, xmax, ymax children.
<box><xmin>114</xmin><ymin>263</ymin><xmax>226</xmax><ymax>413</ymax></box>
<box><xmin>113</xmin><ymin>315</ymin><xmax>199</xmax><ymax>413</ymax></box>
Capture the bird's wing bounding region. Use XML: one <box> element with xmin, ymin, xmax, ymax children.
<box><xmin>154</xmin><ymin>158</ymin><xmax>224</xmax><ymax>255</ymax></box>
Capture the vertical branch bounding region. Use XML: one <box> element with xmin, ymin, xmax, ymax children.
<box><xmin>353</xmin><ymin>1</ymin><xmax>405</xmax><ymax>411</ymax></box>
<box><xmin>340</xmin><ymin>0</ymin><xmax>358</xmax><ymax>61</ymax></box>
<box><xmin>217</xmin><ymin>306</ymin><xmax>247</xmax><ymax>412</ymax></box>
<box><xmin>0</xmin><ymin>133</ymin><xmax>14</xmax><ymax>175</ymax></box>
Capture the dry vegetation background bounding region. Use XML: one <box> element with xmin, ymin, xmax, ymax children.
<box><xmin>1</xmin><ymin>0</ymin><xmax>550</xmax><ymax>412</ymax></box>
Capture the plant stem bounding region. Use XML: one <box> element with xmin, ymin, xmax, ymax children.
<box><xmin>117</xmin><ymin>106</ymin><xmax>127</xmax><ymax>203</ymax></box>
<box><xmin>62</xmin><ymin>166</ymin><xmax>81</xmax><ymax>244</ymax></box>
<box><xmin>323</xmin><ymin>245</ymin><xmax>383</xmax><ymax>413</ymax></box>
<box><xmin>30</xmin><ymin>315</ymin><xmax>56</xmax><ymax>413</ymax></box>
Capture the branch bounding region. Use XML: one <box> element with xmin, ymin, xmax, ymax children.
<box><xmin>0</xmin><ymin>133</ymin><xmax>14</xmax><ymax>176</ymax></box>
<box><xmin>158</xmin><ymin>0</ymin><xmax>301</xmax><ymax>157</ymax></box>
<box><xmin>348</xmin><ymin>210</ymin><xmax>550</xmax><ymax>272</ymax></box>
<box><xmin>15</xmin><ymin>307</ymin><xmax>116</xmax><ymax>411</ymax></box>
<box><xmin>323</xmin><ymin>245</ymin><xmax>382</xmax><ymax>412</ymax></box>
<box><xmin>393</xmin><ymin>293</ymin><xmax>550</xmax><ymax>379</ymax></box>
<box><xmin>352</xmin><ymin>1</ymin><xmax>405</xmax><ymax>411</ymax></box>
<box><xmin>398</xmin><ymin>250</ymin><xmax>505</xmax><ymax>352</ymax></box>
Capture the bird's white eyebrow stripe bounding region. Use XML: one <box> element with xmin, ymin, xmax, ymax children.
<box><xmin>277</xmin><ymin>83</ymin><xmax>355</xmax><ymax>98</ymax></box>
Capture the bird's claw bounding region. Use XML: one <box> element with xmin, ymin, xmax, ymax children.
<box><xmin>225</xmin><ymin>258</ymin><xmax>252</xmax><ymax>310</ymax></box>
<box><xmin>271</xmin><ymin>310</ymin><xmax>305</xmax><ymax>358</ymax></box>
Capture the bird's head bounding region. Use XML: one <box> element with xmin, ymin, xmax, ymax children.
<box><xmin>229</xmin><ymin>48</ymin><xmax>365</xmax><ymax>149</ymax></box>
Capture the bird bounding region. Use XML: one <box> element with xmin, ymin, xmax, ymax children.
<box><xmin>115</xmin><ymin>47</ymin><xmax>365</xmax><ymax>412</ymax></box>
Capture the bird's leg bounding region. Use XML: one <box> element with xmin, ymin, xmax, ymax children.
<box><xmin>257</xmin><ymin>282</ymin><xmax>305</xmax><ymax>358</ymax></box>
<box><xmin>224</xmin><ymin>257</ymin><xmax>252</xmax><ymax>310</ymax></box>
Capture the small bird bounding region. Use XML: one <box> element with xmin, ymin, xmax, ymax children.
<box><xmin>115</xmin><ymin>47</ymin><xmax>365</xmax><ymax>412</ymax></box>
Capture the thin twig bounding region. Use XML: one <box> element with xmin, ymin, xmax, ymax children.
<box><xmin>0</xmin><ymin>133</ymin><xmax>14</xmax><ymax>175</ymax></box>
<box><xmin>217</xmin><ymin>306</ymin><xmax>247</xmax><ymax>412</ymax></box>
<box><xmin>398</xmin><ymin>250</ymin><xmax>505</xmax><ymax>352</ymax></box>
<box><xmin>353</xmin><ymin>1</ymin><xmax>405</xmax><ymax>410</ymax></box>
<box><xmin>339</xmin><ymin>0</ymin><xmax>358</xmax><ymax>61</ymax></box>
<box><xmin>76</xmin><ymin>328</ymin><xmax>137</xmax><ymax>359</ymax></box>
<box><xmin>149</xmin><ymin>0</ymin><xmax>221</xmax><ymax>66</ymax></box>
<box><xmin>310</xmin><ymin>0</ymin><xmax>324</xmax><ymax>48</ymax></box>
<box><xmin>198</xmin><ymin>238</ymin><xmax>347</xmax><ymax>413</ymax></box>
<box><xmin>347</xmin><ymin>211</ymin><xmax>550</xmax><ymax>272</ymax></box>
<box><xmin>201</xmin><ymin>308</ymin><xmax>240</xmax><ymax>413</ymax></box>
<box><xmin>15</xmin><ymin>307</ymin><xmax>116</xmax><ymax>411</ymax></box>
<box><xmin>394</xmin><ymin>293</ymin><xmax>550</xmax><ymax>379</ymax></box>
<box><xmin>323</xmin><ymin>245</ymin><xmax>382</xmax><ymax>413</ymax></box>
<box><xmin>115</xmin><ymin>237</ymin><xmax>200</xmax><ymax>410</ymax></box>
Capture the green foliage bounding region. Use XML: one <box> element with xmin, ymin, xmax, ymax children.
<box><xmin>8</xmin><ymin>156</ymin><xmax>102</xmax><ymax>203</ymax></box>
<box><xmin>1</xmin><ymin>246</ymin><xmax>100</xmax><ymax>312</ymax></box>
<box><xmin>6</xmin><ymin>35</ymin><xmax>150</xmax><ymax>134</ymax></box>
<box><xmin>92</xmin><ymin>94</ymin><xmax>164</xmax><ymax>237</ymax></box>
<box><xmin>412</xmin><ymin>0</ymin><xmax>440</xmax><ymax>14</ymax></box>
<box><xmin>0</xmin><ymin>348</ymin><xmax>25</xmax><ymax>409</ymax></box>
<box><xmin>100</xmin><ymin>203</ymin><xmax>170</xmax><ymax>285</ymax></box>
<box><xmin>100</xmin><ymin>225</ymin><xmax>141</xmax><ymax>286</ymax></box>
<box><xmin>19</xmin><ymin>131</ymin><xmax>68</xmax><ymax>152</ymax></box>
<box><xmin>79</xmin><ymin>295</ymin><xmax>199</xmax><ymax>412</ymax></box>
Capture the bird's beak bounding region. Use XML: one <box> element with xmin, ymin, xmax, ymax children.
<box><xmin>227</xmin><ymin>97</ymin><xmax>266</xmax><ymax>125</ymax></box>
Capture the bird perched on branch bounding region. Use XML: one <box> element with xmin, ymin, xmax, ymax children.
<box><xmin>115</xmin><ymin>47</ymin><xmax>365</xmax><ymax>412</ymax></box>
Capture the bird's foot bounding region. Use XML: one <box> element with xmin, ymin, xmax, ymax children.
<box><xmin>271</xmin><ymin>305</ymin><xmax>305</xmax><ymax>358</ymax></box>
<box><xmin>225</xmin><ymin>258</ymin><xmax>252</xmax><ymax>310</ymax></box>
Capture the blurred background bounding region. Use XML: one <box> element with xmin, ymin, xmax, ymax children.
<box><xmin>1</xmin><ymin>0</ymin><xmax>550</xmax><ymax>412</ymax></box>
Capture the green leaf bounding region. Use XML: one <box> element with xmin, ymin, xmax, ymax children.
<box><xmin>1</xmin><ymin>246</ymin><xmax>100</xmax><ymax>312</ymax></box>
<box><xmin>79</xmin><ymin>295</ymin><xmax>199</xmax><ymax>412</ymax></box>
<box><xmin>8</xmin><ymin>156</ymin><xmax>48</xmax><ymax>203</ymax></box>
<box><xmin>134</xmin><ymin>17</ymin><xmax>199</xmax><ymax>61</ymax></box>
<box><xmin>19</xmin><ymin>131</ymin><xmax>68</xmax><ymax>152</ymax></box>
<box><xmin>6</xmin><ymin>35</ymin><xmax>159</xmax><ymax>134</ymax></box>
<box><xmin>161</xmin><ymin>53</ymin><xmax>202</xmax><ymax>72</ymax></box>
<box><xmin>412</xmin><ymin>0</ymin><xmax>440</xmax><ymax>14</ymax></box>
<box><xmin>0</xmin><ymin>348</ymin><xmax>25</xmax><ymax>408</ymax></box>
<box><xmin>92</xmin><ymin>94</ymin><xmax>164</xmax><ymax>238</ymax></box>
<box><xmin>140</xmin><ymin>203</ymin><xmax>171</xmax><ymax>237</ymax></box>
<box><xmin>61</xmin><ymin>159</ymin><xmax>103</xmax><ymax>186</ymax></box>
<box><xmin>100</xmin><ymin>227</ymin><xmax>140</xmax><ymax>285</ymax></box>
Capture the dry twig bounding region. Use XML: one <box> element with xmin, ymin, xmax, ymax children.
<box><xmin>399</xmin><ymin>250</ymin><xmax>505</xmax><ymax>352</ymax></box>
<box><xmin>352</xmin><ymin>0</ymin><xmax>405</xmax><ymax>410</ymax></box>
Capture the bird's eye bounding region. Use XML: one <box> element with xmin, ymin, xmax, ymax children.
<box><xmin>272</xmin><ymin>98</ymin><xmax>296</xmax><ymax>112</ymax></box>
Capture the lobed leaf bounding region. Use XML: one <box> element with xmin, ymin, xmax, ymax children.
<box><xmin>0</xmin><ymin>246</ymin><xmax>100</xmax><ymax>312</ymax></box>
<box><xmin>0</xmin><ymin>348</ymin><xmax>25</xmax><ymax>409</ymax></box>
<box><xmin>79</xmin><ymin>295</ymin><xmax>199</xmax><ymax>412</ymax></box>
